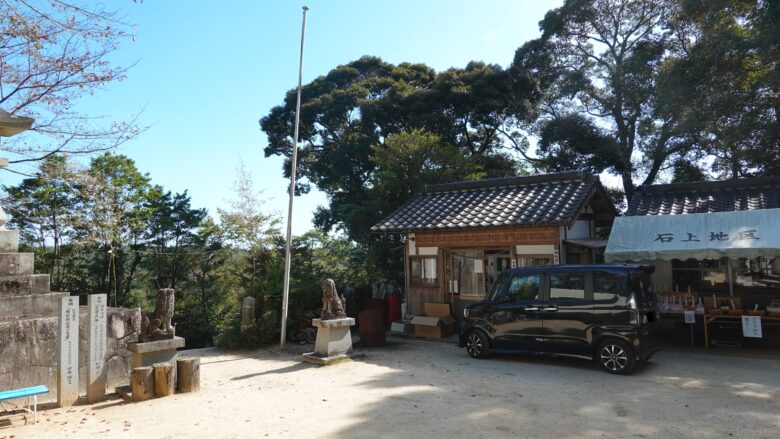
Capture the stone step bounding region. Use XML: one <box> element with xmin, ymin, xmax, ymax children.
<box><xmin>0</xmin><ymin>252</ymin><xmax>34</xmax><ymax>276</ymax></box>
<box><xmin>0</xmin><ymin>274</ymin><xmax>51</xmax><ymax>296</ymax></box>
<box><xmin>0</xmin><ymin>291</ymin><xmax>69</xmax><ymax>320</ymax></box>
<box><xmin>0</xmin><ymin>229</ymin><xmax>19</xmax><ymax>253</ymax></box>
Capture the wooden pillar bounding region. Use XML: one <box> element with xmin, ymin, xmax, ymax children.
<box><xmin>727</xmin><ymin>259</ymin><xmax>735</xmax><ymax>297</ymax></box>
<box><xmin>131</xmin><ymin>367</ymin><xmax>154</xmax><ymax>402</ymax></box>
<box><xmin>176</xmin><ymin>358</ymin><xmax>200</xmax><ymax>393</ymax></box>
<box><xmin>153</xmin><ymin>362</ymin><xmax>176</xmax><ymax>397</ymax></box>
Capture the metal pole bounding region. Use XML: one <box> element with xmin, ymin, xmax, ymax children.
<box><xmin>280</xmin><ymin>5</ymin><xmax>309</xmax><ymax>351</ymax></box>
<box><xmin>727</xmin><ymin>259</ymin><xmax>734</xmax><ymax>297</ymax></box>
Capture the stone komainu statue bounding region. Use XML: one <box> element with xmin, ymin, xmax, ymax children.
<box><xmin>141</xmin><ymin>288</ymin><xmax>176</xmax><ymax>342</ymax></box>
<box><xmin>321</xmin><ymin>279</ymin><xmax>347</xmax><ymax>320</ymax></box>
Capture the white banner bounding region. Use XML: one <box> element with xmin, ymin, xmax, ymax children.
<box><xmin>606</xmin><ymin>209</ymin><xmax>780</xmax><ymax>262</ymax></box>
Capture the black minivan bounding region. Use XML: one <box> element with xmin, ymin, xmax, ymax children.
<box><xmin>458</xmin><ymin>264</ymin><xmax>661</xmax><ymax>374</ymax></box>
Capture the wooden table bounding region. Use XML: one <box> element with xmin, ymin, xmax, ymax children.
<box><xmin>703</xmin><ymin>314</ymin><xmax>780</xmax><ymax>349</ymax></box>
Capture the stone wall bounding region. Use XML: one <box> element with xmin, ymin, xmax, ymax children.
<box><xmin>0</xmin><ymin>306</ymin><xmax>141</xmax><ymax>403</ymax></box>
<box><xmin>0</xmin><ymin>227</ymin><xmax>143</xmax><ymax>404</ymax></box>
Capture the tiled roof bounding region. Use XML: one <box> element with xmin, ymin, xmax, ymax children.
<box><xmin>626</xmin><ymin>175</ymin><xmax>780</xmax><ymax>216</ymax></box>
<box><xmin>371</xmin><ymin>171</ymin><xmax>607</xmax><ymax>233</ymax></box>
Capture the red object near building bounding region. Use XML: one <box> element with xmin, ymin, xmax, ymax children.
<box><xmin>386</xmin><ymin>293</ymin><xmax>402</xmax><ymax>325</ymax></box>
<box><xmin>358</xmin><ymin>308</ymin><xmax>385</xmax><ymax>346</ymax></box>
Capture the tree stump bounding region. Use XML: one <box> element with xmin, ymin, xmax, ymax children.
<box><xmin>153</xmin><ymin>362</ymin><xmax>176</xmax><ymax>397</ymax></box>
<box><xmin>131</xmin><ymin>367</ymin><xmax>154</xmax><ymax>402</ymax></box>
<box><xmin>177</xmin><ymin>358</ymin><xmax>200</xmax><ymax>393</ymax></box>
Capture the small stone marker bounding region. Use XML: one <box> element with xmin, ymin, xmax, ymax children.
<box><xmin>87</xmin><ymin>293</ymin><xmax>107</xmax><ymax>402</ymax></box>
<box><xmin>57</xmin><ymin>295</ymin><xmax>79</xmax><ymax>407</ymax></box>
<box><xmin>241</xmin><ymin>296</ymin><xmax>255</xmax><ymax>331</ymax></box>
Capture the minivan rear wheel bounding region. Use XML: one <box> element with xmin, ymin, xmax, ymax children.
<box><xmin>597</xmin><ymin>339</ymin><xmax>636</xmax><ymax>375</ymax></box>
<box><xmin>465</xmin><ymin>330</ymin><xmax>490</xmax><ymax>359</ymax></box>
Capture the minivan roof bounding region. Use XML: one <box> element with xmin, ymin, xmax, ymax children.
<box><xmin>504</xmin><ymin>264</ymin><xmax>655</xmax><ymax>275</ymax></box>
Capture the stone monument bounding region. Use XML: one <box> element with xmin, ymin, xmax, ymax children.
<box><xmin>241</xmin><ymin>296</ymin><xmax>256</xmax><ymax>332</ymax></box>
<box><xmin>140</xmin><ymin>288</ymin><xmax>175</xmax><ymax>342</ymax></box>
<box><xmin>87</xmin><ymin>293</ymin><xmax>107</xmax><ymax>402</ymax></box>
<box><xmin>57</xmin><ymin>296</ymin><xmax>79</xmax><ymax>407</ymax></box>
<box><xmin>302</xmin><ymin>279</ymin><xmax>361</xmax><ymax>365</ymax></box>
<box><xmin>127</xmin><ymin>289</ymin><xmax>185</xmax><ymax>368</ymax></box>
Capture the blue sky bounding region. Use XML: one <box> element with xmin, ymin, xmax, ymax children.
<box><xmin>9</xmin><ymin>0</ymin><xmax>563</xmax><ymax>234</ymax></box>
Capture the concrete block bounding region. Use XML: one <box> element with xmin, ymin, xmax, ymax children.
<box><xmin>0</xmin><ymin>294</ymin><xmax>32</xmax><ymax>320</ymax></box>
<box><xmin>127</xmin><ymin>336</ymin><xmax>185</xmax><ymax>368</ymax></box>
<box><xmin>0</xmin><ymin>253</ymin><xmax>33</xmax><ymax>276</ymax></box>
<box><xmin>0</xmin><ymin>292</ymin><xmax>66</xmax><ymax>320</ymax></box>
<box><xmin>0</xmin><ymin>274</ymin><xmax>51</xmax><ymax>296</ymax></box>
<box><xmin>30</xmin><ymin>318</ymin><xmax>58</xmax><ymax>367</ymax></box>
<box><xmin>0</xmin><ymin>230</ymin><xmax>19</xmax><ymax>253</ymax></box>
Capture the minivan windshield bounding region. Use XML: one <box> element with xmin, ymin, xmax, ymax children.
<box><xmin>488</xmin><ymin>272</ymin><xmax>506</xmax><ymax>302</ymax></box>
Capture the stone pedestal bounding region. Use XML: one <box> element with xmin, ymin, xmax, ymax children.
<box><xmin>302</xmin><ymin>318</ymin><xmax>362</xmax><ymax>365</ymax></box>
<box><xmin>127</xmin><ymin>336</ymin><xmax>185</xmax><ymax>368</ymax></box>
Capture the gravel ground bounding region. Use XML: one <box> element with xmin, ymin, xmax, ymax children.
<box><xmin>7</xmin><ymin>336</ymin><xmax>780</xmax><ymax>439</ymax></box>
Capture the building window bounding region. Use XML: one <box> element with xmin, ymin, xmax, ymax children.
<box><xmin>517</xmin><ymin>256</ymin><xmax>553</xmax><ymax>267</ymax></box>
<box><xmin>410</xmin><ymin>256</ymin><xmax>438</xmax><ymax>286</ymax></box>
<box><xmin>451</xmin><ymin>251</ymin><xmax>484</xmax><ymax>297</ymax></box>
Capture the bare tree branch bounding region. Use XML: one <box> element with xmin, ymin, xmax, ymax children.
<box><xmin>0</xmin><ymin>0</ymin><xmax>140</xmax><ymax>166</ymax></box>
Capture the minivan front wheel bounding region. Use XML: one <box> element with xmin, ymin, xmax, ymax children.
<box><xmin>465</xmin><ymin>330</ymin><xmax>490</xmax><ymax>359</ymax></box>
<box><xmin>597</xmin><ymin>339</ymin><xmax>636</xmax><ymax>375</ymax></box>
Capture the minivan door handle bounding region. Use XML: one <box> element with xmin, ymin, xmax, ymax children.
<box><xmin>523</xmin><ymin>306</ymin><xmax>539</xmax><ymax>312</ymax></box>
<box><xmin>542</xmin><ymin>306</ymin><xmax>558</xmax><ymax>312</ymax></box>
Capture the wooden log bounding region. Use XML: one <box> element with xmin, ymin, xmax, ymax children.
<box><xmin>153</xmin><ymin>362</ymin><xmax>176</xmax><ymax>397</ymax></box>
<box><xmin>131</xmin><ymin>367</ymin><xmax>154</xmax><ymax>402</ymax></box>
<box><xmin>176</xmin><ymin>358</ymin><xmax>200</xmax><ymax>393</ymax></box>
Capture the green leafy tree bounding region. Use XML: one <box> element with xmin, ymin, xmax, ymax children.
<box><xmin>514</xmin><ymin>0</ymin><xmax>691</xmax><ymax>200</ymax></box>
<box><xmin>362</xmin><ymin>129</ymin><xmax>501</xmax><ymax>281</ymax></box>
<box><xmin>215</xmin><ymin>161</ymin><xmax>282</xmax><ymax>347</ymax></box>
<box><xmin>73</xmin><ymin>153</ymin><xmax>153</xmax><ymax>306</ymax></box>
<box><xmin>2</xmin><ymin>154</ymin><xmax>78</xmax><ymax>288</ymax></box>
<box><xmin>659</xmin><ymin>0</ymin><xmax>780</xmax><ymax>178</ymax></box>
<box><xmin>177</xmin><ymin>218</ymin><xmax>231</xmax><ymax>348</ymax></box>
<box><xmin>144</xmin><ymin>190</ymin><xmax>207</xmax><ymax>289</ymax></box>
<box><xmin>261</xmin><ymin>57</ymin><xmax>540</xmax><ymax>241</ymax></box>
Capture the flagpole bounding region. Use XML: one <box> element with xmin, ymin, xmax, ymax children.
<box><xmin>280</xmin><ymin>5</ymin><xmax>309</xmax><ymax>351</ymax></box>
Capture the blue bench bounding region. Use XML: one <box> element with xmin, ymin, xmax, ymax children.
<box><xmin>0</xmin><ymin>385</ymin><xmax>49</xmax><ymax>424</ymax></box>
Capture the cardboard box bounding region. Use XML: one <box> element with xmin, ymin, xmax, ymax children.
<box><xmin>390</xmin><ymin>321</ymin><xmax>412</xmax><ymax>334</ymax></box>
<box><xmin>411</xmin><ymin>303</ymin><xmax>456</xmax><ymax>339</ymax></box>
